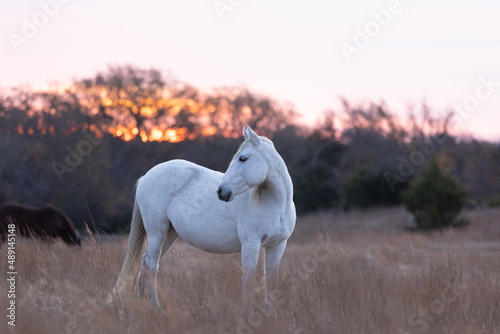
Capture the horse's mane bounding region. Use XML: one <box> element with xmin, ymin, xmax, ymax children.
<box><xmin>260</xmin><ymin>136</ymin><xmax>274</xmax><ymax>146</ymax></box>
<box><xmin>251</xmin><ymin>180</ymin><xmax>269</xmax><ymax>204</ymax></box>
<box><xmin>234</xmin><ymin>136</ymin><xmax>274</xmax><ymax>159</ymax></box>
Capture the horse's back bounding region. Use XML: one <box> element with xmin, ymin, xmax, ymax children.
<box><xmin>0</xmin><ymin>202</ymin><xmax>19</xmax><ymax>214</ymax></box>
<box><xmin>0</xmin><ymin>203</ymin><xmax>32</xmax><ymax>222</ymax></box>
<box><xmin>0</xmin><ymin>203</ymin><xmax>38</xmax><ymax>236</ymax></box>
<box><xmin>136</xmin><ymin>159</ymin><xmax>241</xmax><ymax>253</ymax></box>
<box><xmin>136</xmin><ymin>159</ymin><xmax>223</xmax><ymax>219</ymax></box>
<box><xmin>0</xmin><ymin>203</ymin><xmax>16</xmax><ymax>232</ymax></box>
<box><xmin>138</xmin><ymin>160</ymin><xmax>222</xmax><ymax>199</ymax></box>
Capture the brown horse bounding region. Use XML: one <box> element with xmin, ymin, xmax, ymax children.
<box><xmin>0</xmin><ymin>203</ymin><xmax>81</xmax><ymax>246</ymax></box>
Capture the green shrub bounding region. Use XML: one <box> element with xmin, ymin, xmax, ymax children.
<box><xmin>402</xmin><ymin>158</ymin><xmax>468</xmax><ymax>230</ymax></box>
<box><xmin>344</xmin><ymin>168</ymin><xmax>407</xmax><ymax>209</ymax></box>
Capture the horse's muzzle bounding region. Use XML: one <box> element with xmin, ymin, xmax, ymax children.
<box><xmin>217</xmin><ymin>186</ymin><xmax>233</xmax><ymax>202</ymax></box>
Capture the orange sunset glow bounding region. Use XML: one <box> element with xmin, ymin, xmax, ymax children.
<box><xmin>10</xmin><ymin>90</ymin><xmax>247</xmax><ymax>143</ymax></box>
<box><xmin>101</xmin><ymin>96</ymin><xmax>209</xmax><ymax>142</ymax></box>
<box><xmin>106</xmin><ymin>126</ymin><xmax>191</xmax><ymax>143</ymax></box>
<box><xmin>16</xmin><ymin>121</ymin><xmax>204</xmax><ymax>143</ymax></box>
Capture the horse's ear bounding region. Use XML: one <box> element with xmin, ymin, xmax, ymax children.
<box><xmin>243</xmin><ymin>126</ymin><xmax>250</xmax><ymax>140</ymax></box>
<box><xmin>247</xmin><ymin>126</ymin><xmax>261</xmax><ymax>146</ymax></box>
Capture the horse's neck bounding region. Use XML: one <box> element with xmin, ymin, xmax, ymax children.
<box><xmin>276</xmin><ymin>159</ymin><xmax>294</xmax><ymax>209</ymax></box>
<box><xmin>257</xmin><ymin>156</ymin><xmax>293</xmax><ymax>212</ymax></box>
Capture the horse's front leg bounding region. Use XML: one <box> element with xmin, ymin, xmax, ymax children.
<box><xmin>240</xmin><ymin>240</ymin><xmax>261</xmax><ymax>313</ymax></box>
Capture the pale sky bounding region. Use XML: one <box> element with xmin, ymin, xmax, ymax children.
<box><xmin>1</xmin><ymin>0</ymin><xmax>499</xmax><ymax>140</ymax></box>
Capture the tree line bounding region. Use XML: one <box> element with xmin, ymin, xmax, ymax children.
<box><xmin>1</xmin><ymin>65</ymin><xmax>499</xmax><ymax>231</ymax></box>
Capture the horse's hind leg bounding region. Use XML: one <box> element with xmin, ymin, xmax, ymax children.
<box><xmin>136</xmin><ymin>219</ymin><xmax>170</xmax><ymax>309</ymax></box>
<box><xmin>160</xmin><ymin>224</ymin><xmax>179</xmax><ymax>258</ymax></box>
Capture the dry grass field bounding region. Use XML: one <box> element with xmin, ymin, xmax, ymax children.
<box><xmin>1</xmin><ymin>207</ymin><xmax>499</xmax><ymax>334</ymax></box>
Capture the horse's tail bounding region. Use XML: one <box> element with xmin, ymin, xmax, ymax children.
<box><xmin>111</xmin><ymin>198</ymin><xmax>146</xmax><ymax>299</ymax></box>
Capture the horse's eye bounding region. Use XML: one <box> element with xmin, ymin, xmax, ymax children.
<box><xmin>239</xmin><ymin>156</ymin><xmax>248</xmax><ymax>162</ymax></box>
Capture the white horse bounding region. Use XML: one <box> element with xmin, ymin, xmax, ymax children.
<box><xmin>112</xmin><ymin>126</ymin><xmax>296</xmax><ymax>311</ymax></box>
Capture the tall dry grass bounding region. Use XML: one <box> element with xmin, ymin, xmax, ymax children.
<box><xmin>1</xmin><ymin>207</ymin><xmax>499</xmax><ymax>333</ymax></box>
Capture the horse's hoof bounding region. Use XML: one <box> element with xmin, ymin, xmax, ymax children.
<box><xmin>263</xmin><ymin>300</ymin><xmax>277</xmax><ymax>318</ymax></box>
<box><xmin>105</xmin><ymin>294</ymin><xmax>114</xmax><ymax>306</ymax></box>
